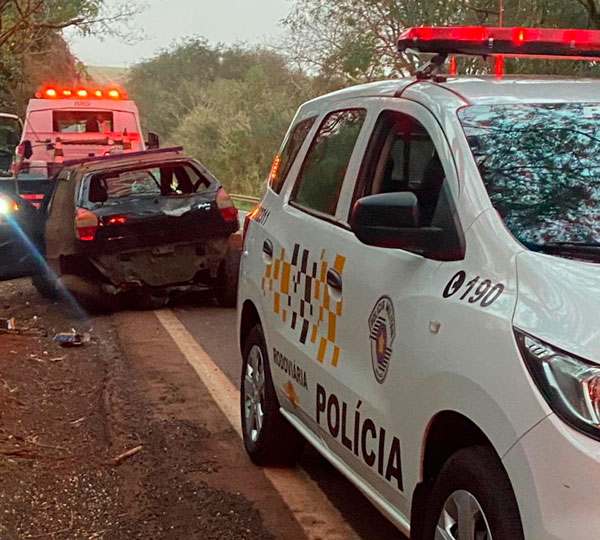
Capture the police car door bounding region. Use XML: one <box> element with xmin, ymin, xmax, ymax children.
<box><xmin>331</xmin><ymin>102</ymin><xmax>463</xmax><ymax>521</ymax></box>
<box><xmin>258</xmin><ymin>102</ymin><xmax>376</xmax><ymax>437</ymax></box>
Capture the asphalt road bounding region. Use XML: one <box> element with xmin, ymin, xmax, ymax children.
<box><xmin>170</xmin><ymin>297</ymin><xmax>408</xmax><ymax>540</ymax></box>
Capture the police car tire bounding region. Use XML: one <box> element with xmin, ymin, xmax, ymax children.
<box><xmin>216</xmin><ymin>249</ymin><xmax>240</xmax><ymax>308</ymax></box>
<box><xmin>241</xmin><ymin>325</ymin><xmax>304</xmax><ymax>466</ymax></box>
<box><xmin>423</xmin><ymin>445</ymin><xmax>524</xmax><ymax>540</ymax></box>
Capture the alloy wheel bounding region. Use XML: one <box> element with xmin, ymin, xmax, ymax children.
<box><xmin>435</xmin><ymin>489</ymin><xmax>493</xmax><ymax>540</ymax></box>
<box><xmin>243</xmin><ymin>344</ymin><xmax>266</xmax><ymax>443</ymax></box>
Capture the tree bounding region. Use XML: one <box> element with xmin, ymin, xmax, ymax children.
<box><xmin>127</xmin><ymin>39</ymin><xmax>313</xmax><ymax>139</ymax></box>
<box><xmin>126</xmin><ymin>38</ymin><xmax>224</xmax><ymax>138</ymax></box>
<box><xmin>127</xmin><ymin>40</ymin><xmax>315</xmax><ymax>195</ymax></box>
<box><xmin>0</xmin><ymin>0</ymin><xmax>142</xmax><ymax>114</ymax></box>
<box><xmin>166</xmin><ymin>50</ymin><xmax>314</xmax><ymax>195</ymax></box>
<box><xmin>281</xmin><ymin>0</ymin><xmax>600</xmax><ymax>83</ymax></box>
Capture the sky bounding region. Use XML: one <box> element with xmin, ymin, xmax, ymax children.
<box><xmin>68</xmin><ymin>0</ymin><xmax>291</xmax><ymax>67</ymax></box>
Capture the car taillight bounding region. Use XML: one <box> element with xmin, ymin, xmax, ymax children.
<box><xmin>75</xmin><ymin>207</ymin><xmax>99</xmax><ymax>241</ymax></box>
<box><xmin>216</xmin><ymin>188</ymin><xmax>238</xmax><ymax>222</ymax></box>
<box><xmin>104</xmin><ymin>215</ymin><xmax>126</xmax><ymax>225</ymax></box>
<box><xmin>243</xmin><ymin>204</ymin><xmax>260</xmax><ymax>242</ymax></box>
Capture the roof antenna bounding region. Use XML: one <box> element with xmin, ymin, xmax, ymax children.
<box><xmin>414</xmin><ymin>53</ymin><xmax>448</xmax><ymax>80</ymax></box>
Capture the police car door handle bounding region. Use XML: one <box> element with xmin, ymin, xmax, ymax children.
<box><xmin>263</xmin><ymin>239</ymin><xmax>273</xmax><ymax>258</ymax></box>
<box><xmin>327</xmin><ymin>269</ymin><xmax>343</xmax><ymax>292</ymax></box>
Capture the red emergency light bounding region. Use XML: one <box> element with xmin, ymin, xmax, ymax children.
<box><xmin>398</xmin><ymin>26</ymin><xmax>600</xmax><ymax>59</ymax></box>
<box><xmin>34</xmin><ymin>86</ymin><xmax>128</xmax><ymax>100</ymax></box>
<box><xmin>38</xmin><ymin>88</ymin><xmax>57</xmax><ymax>98</ymax></box>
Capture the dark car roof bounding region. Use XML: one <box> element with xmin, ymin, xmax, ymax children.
<box><xmin>63</xmin><ymin>147</ymin><xmax>186</xmax><ymax>173</ymax></box>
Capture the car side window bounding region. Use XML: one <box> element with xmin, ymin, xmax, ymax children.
<box><xmin>291</xmin><ymin>108</ymin><xmax>366</xmax><ymax>216</ymax></box>
<box><xmin>271</xmin><ymin>116</ymin><xmax>317</xmax><ymax>194</ymax></box>
<box><xmin>356</xmin><ymin>110</ymin><xmax>445</xmax><ymax>227</ymax></box>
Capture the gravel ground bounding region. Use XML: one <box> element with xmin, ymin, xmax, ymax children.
<box><xmin>0</xmin><ymin>279</ymin><xmax>276</xmax><ymax>540</ymax></box>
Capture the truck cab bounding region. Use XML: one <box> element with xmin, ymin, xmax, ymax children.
<box><xmin>14</xmin><ymin>87</ymin><xmax>155</xmax><ymax>206</ymax></box>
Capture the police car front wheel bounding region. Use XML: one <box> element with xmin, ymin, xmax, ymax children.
<box><xmin>423</xmin><ymin>446</ymin><xmax>524</xmax><ymax>540</ymax></box>
<box><xmin>240</xmin><ymin>324</ymin><xmax>304</xmax><ymax>466</ymax></box>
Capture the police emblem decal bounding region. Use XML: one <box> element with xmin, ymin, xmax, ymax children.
<box><xmin>368</xmin><ymin>296</ymin><xmax>396</xmax><ymax>383</ymax></box>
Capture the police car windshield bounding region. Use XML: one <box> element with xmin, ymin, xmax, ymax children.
<box><xmin>459</xmin><ymin>103</ymin><xmax>600</xmax><ymax>249</ymax></box>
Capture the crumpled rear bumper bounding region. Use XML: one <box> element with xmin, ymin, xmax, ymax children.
<box><xmin>91</xmin><ymin>237</ymin><xmax>231</xmax><ymax>289</ymax></box>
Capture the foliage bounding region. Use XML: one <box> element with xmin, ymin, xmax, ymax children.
<box><xmin>0</xmin><ymin>0</ymin><xmax>142</xmax><ymax>114</ymax></box>
<box><xmin>281</xmin><ymin>0</ymin><xmax>600</xmax><ymax>82</ymax></box>
<box><xmin>128</xmin><ymin>41</ymin><xmax>314</xmax><ymax>195</ymax></box>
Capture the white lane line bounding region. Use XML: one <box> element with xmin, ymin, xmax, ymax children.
<box><xmin>154</xmin><ymin>309</ymin><xmax>360</xmax><ymax>540</ymax></box>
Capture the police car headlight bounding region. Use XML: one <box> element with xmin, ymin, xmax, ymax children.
<box><xmin>515</xmin><ymin>329</ymin><xmax>600</xmax><ymax>440</ymax></box>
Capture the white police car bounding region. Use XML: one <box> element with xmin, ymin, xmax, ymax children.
<box><xmin>237</xmin><ymin>26</ymin><xmax>600</xmax><ymax>540</ymax></box>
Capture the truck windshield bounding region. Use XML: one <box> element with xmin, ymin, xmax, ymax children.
<box><xmin>459</xmin><ymin>103</ymin><xmax>600</xmax><ymax>249</ymax></box>
<box><xmin>53</xmin><ymin>111</ymin><xmax>114</xmax><ymax>133</ymax></box>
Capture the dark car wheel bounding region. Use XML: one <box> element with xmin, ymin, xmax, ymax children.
<box><xmin>240</xmin><ymin>324</ymin><xmax>304</xmax><ymax>466</ymax></box>
<box><xmin>31</xmin><ymin>272</ymin><xmax>58</xmax><ymax>299</ymax></box>
<box><xmin>423</xmin><ymin>446</ymin><xmax>524</xmax><ymax>540</ymax></box>
<box><xmin>215</xmin><ymin>249</ymin><xmax>241</xmax><ymax>308</ymax></box>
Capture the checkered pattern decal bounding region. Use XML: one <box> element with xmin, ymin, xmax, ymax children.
<box><xmin>261</xmin><ymin>243</ymin><xmax>346</xmax><ymax>367</ymax></box>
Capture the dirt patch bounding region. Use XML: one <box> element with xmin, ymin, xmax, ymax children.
<box><xmin>0</xmin><ymin>279</ymin><xmax>279</xmax><ymax>539</ymax></box>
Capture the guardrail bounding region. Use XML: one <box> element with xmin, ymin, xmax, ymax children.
<box><xmin>230</xmin><ymin>194</ymin><xmax>261</xmax><ymax>205</ymax></box>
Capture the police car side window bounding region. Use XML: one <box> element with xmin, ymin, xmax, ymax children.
<box><xmin>357</xmin><ymin>111</ymin><xmax>445</xmax><ymax>227</ymax></box>
<box><xmin>271</xmin><ymin>116</ymin><xmax>317</xmax><ymax>194</ymax></box>
<box><xmin>291</xmin><ymin>109</ymin><xmax>366</xmax><ymax>216</ymax></box>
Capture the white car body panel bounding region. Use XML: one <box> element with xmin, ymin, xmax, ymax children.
<box><xmin>238</xmin><ymin>75</ymin><xmax>600</xmax><ymax>539</ymax></box>
<box><xmin>514</xmin><ymin>251</ymin><xmax>600</xmax><ymax>361</ymax></box>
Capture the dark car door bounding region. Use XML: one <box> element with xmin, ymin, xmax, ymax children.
<box><xmin>0</xmin><ymin>189</ymin><xmax>44</xmax><ymax>280</ymax></box>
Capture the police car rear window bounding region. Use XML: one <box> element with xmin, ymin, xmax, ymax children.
<box><xmin>459</xmin><ymin>103</ymin><xmax>600</xmax><ymax>247</ymax></box>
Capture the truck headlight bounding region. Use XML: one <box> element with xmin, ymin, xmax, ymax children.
<box><xmin>515</xmin><ymin>329</ymin><xmax>600</xmax><ymax>440</ymax></box>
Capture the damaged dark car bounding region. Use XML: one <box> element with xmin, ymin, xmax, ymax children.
<box><xmin>30</xmin><ymin>147</ymin><xmax>241</xmax><ymax>309</ymax></box>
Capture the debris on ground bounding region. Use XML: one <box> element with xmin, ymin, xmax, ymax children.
<box><xmin>111</xmin><ymin>444</ymin><xmax>143</xmax><ymax>466</ymax></box>
<box><xmin>0</xmin><ymin>278</ymin><xmax>278</xmax><ymax>540</ymax></box>
<box><xmin>0</xmin><ymin>317</ymin><xmax>16</xmax><ymax>330</ymax></box>
<box><xmin>53</xmin><ymin>329</ymin><xmax>91</xmax><ymax>347</ymax></box>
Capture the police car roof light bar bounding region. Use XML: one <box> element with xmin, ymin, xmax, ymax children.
<box><xmin>398</xmin><ymin>26</ymin><xmax>600</xmax><ymax>61</ymax></box>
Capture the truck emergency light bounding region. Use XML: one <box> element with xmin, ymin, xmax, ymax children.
<box><xmin>34</xmin><ymin>86</ymin><xmax>128</xmax><ymax>100</ymax></box>
<box><xmin>398</xmin><ymin>26</ymin><xmax>600</xmax><ymax>60</ymax></box>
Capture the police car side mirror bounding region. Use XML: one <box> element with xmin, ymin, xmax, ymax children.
<box><xmin>352</xmin><ymin>191</ymin><xmax>420</xmax><ymax>231</ymax></box>
<box><xmin>350</xmin><ymin>191</ymin><xmax>450</xmax><ymax>258</ymax></box>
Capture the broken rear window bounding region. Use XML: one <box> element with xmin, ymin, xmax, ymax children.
<box><xmin>104</xmin><ymin>169</ymin><xmax>161</xmax><ymax>199</ymax></box>
<box><xmin>86</xmin><ymin>162</ymin><xmax>212</xmax><ymax>203</ymax></box>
